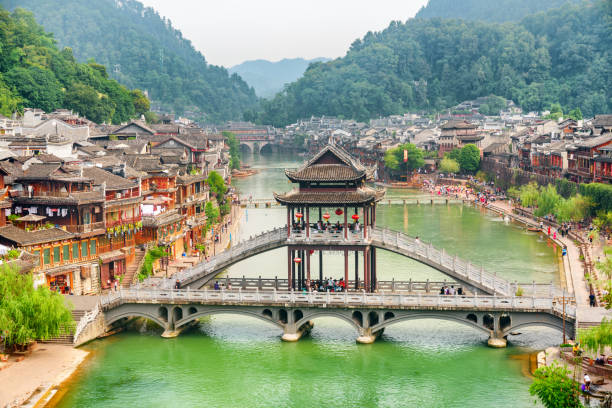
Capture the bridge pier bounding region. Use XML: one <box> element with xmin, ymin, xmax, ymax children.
<box><xmin>487</xmin><ymin>335</ymin><xmax>507</xmax><ymax>348</ymax></box>
<box><xmin>281</xmin><ymin>321</ymin><xmax>314</xmax><ymax>342</ymax></box>
<box><xmin>356</xmin><ymin>327</ymin><xmax>384</xmax><ymax>344</ymax></box>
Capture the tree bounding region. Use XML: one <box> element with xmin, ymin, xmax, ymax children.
<box><xmin>579</xmin><ymin>318</ymin><xmax>612</xmax><ymax>354</ymax></box>
<box><xmin>439</xmin><ymin>157</ymin><xmax>459</xmax><ymax>174</ymax></box>
<box><xmin>222</xmin><ymin>131</ymin><xmax>241</xmax><ymax>170</ymax></box>
<box><xmin>534</xmin><ymin>184</ymin><xmax>561</xmax><ymax>217</ymax></box>
<box><xmin>204</xmin><ymin>201</ymin><xmax>220</xmax><ymax>229</ymax></box>
<box><xmin>568</xmin><ymin>108</ymin><xmax>583</xmax><ymax>121</ymax></box>
<box><xmin>64</xmin><ymin>83</ymin><xmax>115</xmax><ymax>124</ymax></box>
<box><xmin>555</xmin><ymin>195</ymin><xmax>590</xmax><ymax>223</ymax></box>
<box><xmin>529</xmin><ymin>363</ymin><xmax>582</xmax><ymax>408</ymax></box>
<box><xmin>544</xmin><ymin>103</ymin><xmax>563</xmax><ymax>120</ymax></box>
<box><xmin>130</xmin><ymin>89</ymin><xmax>150</xmax><ymax>116</ymax></box>
<box><xmin>0</xmin><ymin>265</ymin><xmax>73</xmax><ymax>349</ymax></box>
<box><xmin>519</xmin><ymin>182</ymin><xmax>540</xmax><ymax>207</ymax></box>
<box><xmin>458</xmin><ymin>144</ymin><xmax>481</xmax><ymax>174</ymax></box>
<box><xmin>206</xmin><ymin>171</ymin><xmax>227</xmax><ymax>197</ymax></box>
<box><xmin>383</xmin><ymin>143</ymin><xmax>425</xmax><ymax>175</ymax></box>
<box><xmin>445</xmin><ymin>148</ymin><xmax>462</xmax><ymax>162</ymax></box>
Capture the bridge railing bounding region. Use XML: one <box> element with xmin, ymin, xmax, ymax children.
<box><xmin>150</xmin><ymin>225</ymin><xmax>567</xmax><ymax>301</ymax></box>
<box><xmin>370</xmin><ymin>228</ymin><xmax>564</xmax><ymax>298</ymax></box>
<box><xmin>100</xmin><ymin>288</ymin><xmax>576</xmax><ymax>318</ymax></box>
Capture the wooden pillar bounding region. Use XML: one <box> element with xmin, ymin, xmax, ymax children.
<box><xmin>344</xmin><ymin>249</ymin><xmax>348</xmax><ymax>287</ymax></box>
<box><xmin>297</xmin><ymin>250</ymin><xmax>302</xmax><ymax>291</ymax></box>
<box><xmin>291</xmin><ymin>249</ymin><xmax>296</xmax><ymax>290</ymax></box>
<box><xmin>372</xmin><ymin>204</ymin><xmax>376</xmax><ymax>227</ymax></box>
<box><xmin>343</xmin><ymin>206</ymin><xmax>347</xmax><ymax>239</ymax></box>
<box><xmin>306</xmin><ymin>249</ymin><xmax>311</xmax><ymax>284</ymax></box>
<box><xmin>364</xmin><ymin>247</ymin><xmax>369</xmax><ymax>292</ymax></box>
<box><xmin>371</xmin><ymin>247</ymin><xmax>376</xmax><ymax>292</ymax></box>
<box><xmin>354</xmin><ymin>250</ymin><xmax>359</xmax><ymax>290</ymax></box>
<box><xmin>364</xmin><ymin>205</ymin><xmax>368</xmax><ymax>239</ymax></box>
<box><xmin>288</xmin><ymin>247</ymin><xmax>292</xmax><ymax>290</ymax></box>
<box><xmin>286</xmin><ymin>206</ymin><xmax>291</xmax><ymax>237</ymax></box>
<box><xmin>319</xmin><ymin>250</ymin><xmax>323</xmax><ymax>282</ymax></box>
<box><xmin>319</xmin><ymin>207</ymin><xmax>322</xmax><ymax>222</ymax></box>
<box><xmin>306</xmin><ymin>205</ymin><xmax>310</xmax><ymax>238</ymax></box>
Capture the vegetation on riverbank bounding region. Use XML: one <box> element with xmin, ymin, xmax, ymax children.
<box><xmin>138</xmin><ymin>246</ymin><xmax>169</xmax><ymax>281</ymax></box>
<box><xmin>0</xmin><ymin>265</ymin><xmax>73</xmax><ymax>350</ymax></box>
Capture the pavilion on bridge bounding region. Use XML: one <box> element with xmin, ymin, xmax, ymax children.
<box><xmin>274</xmin><ymin>144</ymin><xmax>384</xmax><ymax>292</ymax></box>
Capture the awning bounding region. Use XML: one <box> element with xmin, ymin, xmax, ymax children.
<box><xmin>99</xmin><ymin>250</ymin><xmax>125</xmax><ymax>263</ymax></box>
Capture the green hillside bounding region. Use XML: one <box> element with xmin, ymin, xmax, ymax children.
<box><xmin>0</xmin><ymin>7</ymin><xmax>147</xmax><ymax>123</ymax></box>
<box><xmin>1</xmin><ymin>0</ymin><xmax>258</xmax><ymax>122</ymax></box>
<box><xmin>415</xmin><ymin>0</ymin><xmax>581</xmax><ymax>23</ymax></box>
<box><xmin>255</xmin><ymin>0</ymin><xmax>610</xmax><ymax>126</ymax></box>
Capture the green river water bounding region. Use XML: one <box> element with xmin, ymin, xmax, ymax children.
<box><xmin>56</xmin><ymin>152</ymin><xmax>562</xmax><ymax>408</ymax></box>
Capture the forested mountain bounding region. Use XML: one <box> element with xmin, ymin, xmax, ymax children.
<box><xmin>229</xmin><ymin>58</ymin><xmax>330</xmax><ymax>98</ymax></box>
<box><xmin>255</xmin><ymin>0</ymin><xmax>610</xmax><ymax>127</ymax></box>
<box><xmin>1</xmin><ymin>0</ymin><xmax>258</xmax><ymax>122</ymax></box>
<box><xmin>0</xmin><ymin>7</ymin><xmax>148</xmax><ymax>123</ymax></box>
<box><xmin>415</xmin><ymin>0</ymin><xmax>580</xmax><ymax>23</ymax></box>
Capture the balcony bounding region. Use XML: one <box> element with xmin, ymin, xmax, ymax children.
<box><xmin>106</xmin><ymin>217</ymin><xmax>142</xmax><ymax>228</ymax></box>
<box><xmin>64</xmin><ymin>221</ymin><xmax>105</xmax><ymax>234</ymax></box>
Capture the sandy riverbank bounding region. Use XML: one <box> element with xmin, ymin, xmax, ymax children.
<box><xmin>0</xmin><ymin>344</ymin><xmax>88</xmax><ymax>408</ymax></box>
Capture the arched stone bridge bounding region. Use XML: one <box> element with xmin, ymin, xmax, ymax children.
<box><xmin>101</xmin><ymin>288</ymin><xmax>576</xmax><ymax>347</ymax></box>
<box><xmin>163</xmin><ymin>226</ymin><xmax>562</xmax><ymax>298</ymax></box>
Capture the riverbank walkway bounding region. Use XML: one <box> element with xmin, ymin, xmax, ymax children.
<box><xmin>484</xmin><ymin>199</ymin><xmax>612</xmax><ymax>329</ymax></box>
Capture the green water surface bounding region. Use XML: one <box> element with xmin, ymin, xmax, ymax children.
<box><xmin>56</xmin><ymin>152</ymin><xmax>560</xmax><ymax>408</ymax></box>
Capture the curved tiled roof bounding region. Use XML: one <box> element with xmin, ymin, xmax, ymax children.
<box><xmin>286</xmin><ymin>164</ymin><xmax>365</xmax><ymax>182</ymax></box>
<box><xmin>274</xmin><ymin>187</ymin><xmax>384</xmax><ymax>205</ymax></box>
<box><xmin>0</xmin><ymin>225</ymin><xmax>74</xmax><ymax>246</ymax></box>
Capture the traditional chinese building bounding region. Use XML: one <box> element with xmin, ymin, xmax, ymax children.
<box><xmin>274</xmin><ymin>144</ymin><xmax>384</xmax><ymax>292</ymax></box>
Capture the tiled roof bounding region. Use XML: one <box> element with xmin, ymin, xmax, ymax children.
<box><xmin>82</xmin><ymin>167</ymin><xmax>137</xmax><ymax>190</ymax></box>
<box><xmin>286</xmin><ymin>164</ymin><xmax>364</xmax><ymax>182</ymax></box>
<box><xmin>441</xmin><ymin>120</ymin><xmax>477</xmax><ymax>130</ymax></box>
<box><xmin>274</xmin><ymin>187</ymin><xmax>384</xmax><ymax>205</ymax></box>
<box><xmin>0</xmin><ymin>225</ymin><xmax>74</xmax><ymax>246</ymax></box>
<box><xmin>142</xmin><ymin>210</ymin><xmax>184</xmax><ymax>227</ymax></box>
<box><xmin>14</xmin><ymin>191</ymin><xmax>104</xmax><ymax>205</ymax></box>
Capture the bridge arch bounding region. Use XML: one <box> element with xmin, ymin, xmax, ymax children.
<box><xmin>503</xmin><ymin>321</ymin><xmax>567</xmax><ymax>337</ymax></box>
<box><xmin>239</xmin><ymin>143</ymin><xmax>253</xmax><ymax>154</ymax></box>
<box><xmin>259</xmin><ymin>143</ymin><xmax>273</xmax><ymax>154</ymax></box>
<box><xmin>174</xmin><ymin>308</ymin><xmax>285</xmax><ymax>330</ymax></box>
<box><xmin>106</xmin><ymin>311</ymin><xmax>168</xmax><ymax>331</ymax></box>
<box><xmin>294</xmin><ymin>311</ymin><xmax>361</xmax><ymax>333</ymax></box>
<box><xmin>370</xmin><ymin>313</ymin><xmax>492</xmax><ymax>336</ymax></box>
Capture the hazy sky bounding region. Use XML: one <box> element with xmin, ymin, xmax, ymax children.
<box><xmin>139</xmin><ymin>0</ymin><xmax>429</xmax><ymax>68</ymax></box>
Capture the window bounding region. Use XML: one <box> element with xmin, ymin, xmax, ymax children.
<box><xmin>63</xmin><ymin>245</ymin><xmax>70</xmax><ymax>261</ymax></box>
<box><xmin>43</xmin><ymin>248</ymin><xmax>50</xmax><ymax>265</ymax></box>
<box><xmin>81</xmin><ymin>241</ymin><xmax>88</xmax><ymax>258</ymax></box>
<box><xmin>72</xmin><ymin>243</ymin><xmax>79</xmax><ymax>260</ymax></box>
<box><xmin>90</xmin><ymin>240</ymin><xmax>96</xmax><ymax>255</ymax></box>
<box><xmin>33</xmin><ymin>250</ymin><xmax>40</xmax><ymax>266</ymax></box>
<box><xmin>53</xmin><ymin>246</ymin><xmax>60</xmax><ymax>264</ymax></box>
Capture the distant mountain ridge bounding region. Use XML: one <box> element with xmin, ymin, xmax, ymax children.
<box><xmin>256</xmin><ymin>0</ymin><xmax>610</xmax><ymax>126</ymax></box>
<box><xmin>0</xmin><ymin>0</ymin><xmax>258</xmax><ymax>122</ymax></box>
<box><xmin>230</xmin><ymin>57</ymin><xmax>330</xmax><ymax>98</ymax></box>
<box><xmin>415</xmin><ymin>0</ymin><xmax>581</xmax><ymax>22</ymax></box>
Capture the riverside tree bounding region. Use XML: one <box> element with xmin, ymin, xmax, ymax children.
<box><xmin>458</xmin><ymin>144</ymin><xmax>481</xmax><ymax>174</ymax></box>
<box><xmin>439</xmin><ymin>157</ymin><xmax>459</xmax><ymax>174</ymax></box>
<box><xmin>383</xmin><ymin>143</ymin><xmax>425</xmax><ymax>176</ymax></box>
<box><xmin>223</xmin><ymin>131</ymin><xmax>241</xmax><ymax>170</ymax></box>
<box><xmin>529</xmin><ymin>363</ymin><xmax>582</xmax><ymax>408</ymax></box>
<box><xmin>0</xmin><ymin>265</ymin><xmax>73</xmax><ymax>350</ymax></box>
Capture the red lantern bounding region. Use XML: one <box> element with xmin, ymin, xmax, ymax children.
<box><xmin>352</xmin><ymin>214</ymin><xmax>360</xmax><ymax>221</ymax></box>
<box><xmin>295</xmin><ymin>212</ymin><xmax>303</xmax><ymax>220</ymax></box>
<box><xmin>294</xmin><ymin>257</ymin><xmax>302</xmax><ymax>264</ymax></box>
<box><xmin>322</xmin><ymin>212</ymin><xmax>330</xmax><ymax>220</ymax></box>
<box><xmin>335</xmin><ymin>208</ymin><xmax>343</xmax><ymax>216</ymax></box>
